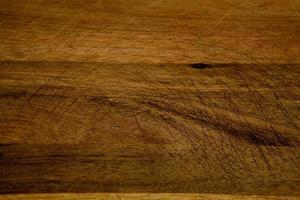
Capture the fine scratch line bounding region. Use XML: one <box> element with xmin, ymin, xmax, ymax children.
<box><xmin>207</xmin><ymin>9</ymin><xmax>232</xmax><ymax>35</ymax></box>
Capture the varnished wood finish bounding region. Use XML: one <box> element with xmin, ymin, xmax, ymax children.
<box><xmin>0</xmin><ymin>0</ymin><xmax>300</xmax><ymax>199</ymax></box>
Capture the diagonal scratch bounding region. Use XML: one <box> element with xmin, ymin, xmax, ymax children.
<box><xmin>207</xmin><ymin>9</ymin><xmax>232</xmax><ymax>36</ymax></box>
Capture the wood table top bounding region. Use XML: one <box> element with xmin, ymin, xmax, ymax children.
<box><xmin>0</xmin><ymin>0</ymin><xmax>299</xmax><ymax>199</ymax></box>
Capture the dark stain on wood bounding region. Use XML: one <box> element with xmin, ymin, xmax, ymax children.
<box><xmin>189</xmin><ymin>63</ymin><xmax>212</xmax><ymax>69</ymax></box>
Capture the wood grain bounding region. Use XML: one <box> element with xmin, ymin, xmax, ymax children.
<box><xmin>0</xmin><ymin>61</ymin><xmax>299</xmax><ymax>195</ymax></box>
<box><xmin>0</xmin><ymin>0</ymin><xmax>300</xmax><ymax>64</ymax></box>
<box><xmin>1</xmin><ymin>193</ymin><xmax>299</xmax><ymax>200</ymax></box>
<box><xmin>1</xmin><ymin>0</ymin><xmax>300</xmax><ymax>198</ymax></box>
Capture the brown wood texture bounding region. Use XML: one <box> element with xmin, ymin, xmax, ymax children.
<box><xmin>0</xmin><ymin>62</ymin><xmax>300</xmax><ymax>196</ymax></box>
<box><xmin>0</xmin><ymin>0</ymin><xmax>300</xmax><ymax>199</ymax></box>
<box><xmin>0</xmin><ymin>193</ymin><xmax>299</xmax><ymax>200</ymax></box>
<box><xmin>0</xmin><ymin>0</ymin><xmax>300</xmax><ymax>64</ymax></box>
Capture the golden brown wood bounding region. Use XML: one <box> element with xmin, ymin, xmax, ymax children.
<box><xmin>0</xmin><ymin>61</ymin><xmax>299</xmax><ymax>195</ymax></box>
<box><xmin>0</xmin><ymin>0</ymin><xmax>300</xmax><ymax>64</ymax></box>
<box><xmin>0</xmin><ymin>0</ymin><xmax>300</xmax><ymax>198</ymax></box>
<box><xmin>0</xmin><ymin>193</ymin><xmax>299</xmax><ymax>200</ymax></box>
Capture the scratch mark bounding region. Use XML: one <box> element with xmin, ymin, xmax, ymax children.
<box><xmin>207</xmin><ymin>9</ymin><xmax>232</xmax><ymax>36</ymax></box>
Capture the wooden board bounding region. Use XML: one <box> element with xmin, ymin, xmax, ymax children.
<box><xmin>0</xmin><ymin>193</ymin><xmax>299</xmax><ymax>200</ymax></box>
<box><xmin>0</xmin><ymin>0</ymin><xmax>300</xmax><ymax>199</ymax></box>
<box><xmin>0</xmin><ymin>61</ymin><xmax>300</xmax><ymax>196</ymax></box>
<box><xmin>0</xmin><ymin>0</ymin><xmax>300</xmax><ymax>64</ymax></box>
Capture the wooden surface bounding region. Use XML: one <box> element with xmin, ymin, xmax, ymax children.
<box><xmin>1</xmin><ymin>62</ymin><xmax>300</xmax><ymax>196</ymax></box>
<box><xmin>0</xmin><ymin>193</ymin><xmax>299</xmax><ymax>200</ymax></box>
<box><xmin>0</xmin><ymin>0</ymin><xmax>300</xmax><ymax>199</ymax></box>
<box><xmin>0</xmin><ymin>0</ymin><xmax>300</xmax><ymax>64</ymax></box>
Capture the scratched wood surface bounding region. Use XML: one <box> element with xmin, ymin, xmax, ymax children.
<box><xmin>0</xmin><ymin>0</ymin><xmax>300</xmax><ymax>199</ymax></box>
<box><xmin>0</xmin><ymin>62</ymin><xmax>300</xmax><ymax>196</ymax></box>
<box><xmin>1</xmin><ymin>193</ymin><xmax>300</xmax><ymax>200</ymax></box>
<box><xmin>0</xmin><ymin>0</ymin><xmax>300</xmax><ymax>64</ymax></box>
